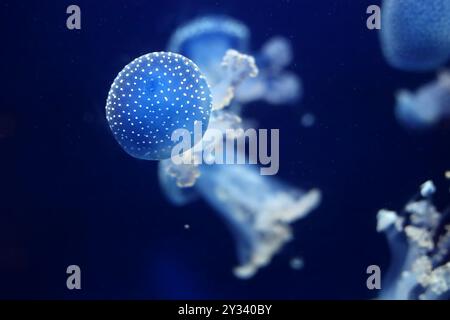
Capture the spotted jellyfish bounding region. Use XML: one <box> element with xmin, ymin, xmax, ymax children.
<box><xmin>395</xmin><ymin>71</ymin><xmax>450</xmax><ymax>129</ymax></box>
<box><xmin>106</xmin><ymin>52</ymin><xmax>212</xmax><ymax>160</ymax></box>
<box><xmin>159</xmin><ymin>161</ymin><xmax>322</xmax><ymax>279</ymax></box>
<box><xmin>380</xmin><ymin>0</ymin><xmax>450</xmax><ymax>71</ymax></box>
<box><xmin>377</xmin><ymin>180</ymin><xmax>450</xmax><ymax>300</ymax></box>
<box><xmin>168</xmin><ymin>15</ymin><xmax>302</xmax><ymax>110</ymax></box>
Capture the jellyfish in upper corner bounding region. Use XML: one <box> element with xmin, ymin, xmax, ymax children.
<box><xmin>377</xmin><ymin>180</ymin><xmax>450</xmax><ymax>300</ymax></box>
<box><xmin>105</xmin><ymin>51</ymin><xmax>212</xmax><ymax>160</ymax></box>
<box><xmin>395</xmin><ymin>71</ymin><xmax>450</xmax><ymax>129</ymax></box>
<box><xmin>168</xmin><ymin>15</ymin><xmax>302</xmax><ymax>108</ymax></box>
<box><xmin>380</xmin><ymin>0</ymin><xmax>450</xmax><ymax>71</ymax></box>
<box><xmin>159</xmin><ymin>161</ymin><xmax>321</xmax><ymax>279</ymax></box>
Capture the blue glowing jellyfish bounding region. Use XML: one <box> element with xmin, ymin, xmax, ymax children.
<box><xmin>395</xmin><ymin>71</ymin><xmax>450</xmax><ymax>129</ymax></box>
<box><xmin>159</xmin><ymin>161</ymin><xmax>321</xmax><ymax>279</ymax></box>
<box><xmin>106</xmin><ymin>52</ymin><xmax>212</xmax><ymax>160</ymax></box>
<box><xmin>168</xmin><ymin>15</ymin><xmax>250</xmax><ymax>86</ymax></box>
<box><xmin>381</xmin><ymin>0</ymin><xmax>450</xmax><ymax>71</ymax></box>
<box><xmin>168</xmin><ymin>16</ymin><xmax>302</xmax><ymax>108</ymax></box>
<box><xmin>377</xmin><ymin>180</ymin><xmax>450</xmax><ymax>299</ymax></box>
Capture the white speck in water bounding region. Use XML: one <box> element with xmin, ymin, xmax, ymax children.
<box><xmin>301</xmin><ymin>113</ymin><xmax>315</xmax><ymax>128</ymax></box>
<box><xmin>290</xmin><ymin>257</ymin><xmax>304</xmax><ymax>270</ymax></box>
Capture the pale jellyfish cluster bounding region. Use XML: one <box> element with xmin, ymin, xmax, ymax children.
<box><xmin>381</xmin><ymin>0</ymin><xmax>450</xmax><ymax>71</ymax></box>
<box><xmin>159</xmin><ymin>162</ymin><xmax>321</xmax><ymax>279</ymax></box>
<box><xmin>377</xmin><ymin>181</ymin><xmax>450</xmax><ymax>299</ymax></box>
<box><xmin>395</xmin><ymin>71</ymin><xmax>450</xmax><ymax>129</ymax></box>
<box><xmin>168</xmin><ymin>15</ymin><xmax>302</xmax><ymax>109</ymax></box>
<box><xmin>159</xmin><ymin>16</ymin><xmax>317</xmax><ymax>278</ymax></box>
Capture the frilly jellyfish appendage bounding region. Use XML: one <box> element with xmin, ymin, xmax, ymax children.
<box><xmin>395</xmin><ymin>71</ymin><xmax>450</xmax><ymax>129</ymax></box>
<box><xmin>380</xmin><ymin>0</ymin><xmax>450</xmax><ymax>71</ymax></box>
<box><xmin>158</xmin><ymin>159</ymin><xmax>199</xmax><ymax>205</ymax></box>
<box><xmin>210</xmin><ymin>49</ymin><xmax>258</xmax><ymax>110</ymax></box>
<box><xmin>195</xmin><ymin>164</ymin><xmax>321</xmax><ymax>279</ymax></box>
<box><xmin>235</xmin><ymin>36</ymin><xmax>302</xmax><ymax>105</ymax></box>
<box><xmin>106</xmin><ymin>52</ymin><xmax>212</xmax><ymax>160</ymax></box>
<box><xmin>377</xmin><ymin>181</ymin><xmax>450</xmax><ymax>300</ymax></box>
<box><xmin>168</xmin><ymin>16</ymin><xmax>250</xmax><ymax>86</ymax></box>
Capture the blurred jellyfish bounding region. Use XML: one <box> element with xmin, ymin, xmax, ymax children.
<box><xmin>380</xmin><ymin>0</ymin><xmax>450</xmax><ymax>71</ymax></box>
<box><xmin>395</xmin><ymin>71</ymin><xmax>450</xmax><ymax>129</ymax></box>
<box><xmin>159</xmin><ymin>161</ymin><xmax>321</xmax><ymax>279</ymax></box>
<box><xmin>168</xmin><ymin>15</ymin><xmax>250</xmax><ymax>86</ymax></box>
<box><xmin>163</xmin><ymin>50</ymin><xmax>257</xmax><ymax>187</ymax></box>
<box><xmin>377</xmin><ymin>181</ymin><xmax>450</xmax><ymax>299</ymax></box>
<box><xmin>106</xmin><ymin>51</ymin><xmax>212</xmax><ymax>160</ymax></box>
<box><xmin>157</xmin><ymin>17</ymin><xmax>315</xmax><ymax>279</ymax></box>
<box><xmin>169</xmin><ymin>16</ymin><xmax>302</xmax><ymax>108</ymax></box>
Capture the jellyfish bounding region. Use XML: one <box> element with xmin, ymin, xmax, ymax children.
<box><xmin>105</xmin><ymin>51</ymin><xmax>212</xmax><ymax>160</ymax></box>
<box><xmin>395</xmin><ymin>71</ymin><xmax>450</xmax><ymax>129</ymax></box>
<box><xmin>380</xmin><ymin>0</ymin><xmax>450</xmax><ymax>71</ymax></box>
<box><xmin>377</xmin><ymin>180</ymin><xmax>450</xmax><ymax>299</ymax></box>
<box><xmin>159</xmin><ymin>161</ymin><xmax>321</xmax><ymax>279</ymax></box>
<box><xmin>157</xmin><ymin>17</ymin><xmax>315</xmax><ymax>278</ymax></box>
<box><xmin>168</xmin><ymin>16</ymin><xmax>302</xmax><ymax>108</ymax></box>
<box><xmin>168</xmin><ymin>15</ymin><xmax>250</xmax><ymax>86</ymax></box>
<box><xmin>162</xmin><ymin>49</ymin><xmax>258</xmax><ymax>187</ymax></box>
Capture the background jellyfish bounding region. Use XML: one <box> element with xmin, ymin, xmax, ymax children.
<box><xmin>168</xmin><ymin>16</ymin><xmax>302</xmax><ymax>108</ymax></box>
<box><xmin>106</xmin><ymin>51</ymin><xmax>212</xmax><ymax>160</ymax></box>
<box><xmin>395</xmin><ymin>71</ymin><xmax>450</xmax><ymax>129</ymax></box>
<box><xmin>377</xmin><ymin>180</ymin><xmax>450</xmax><ymax>300</ymax></box>
<box><xmin>159</xmin><ymin>161</ymin><xmax>321</xmax><ymax>279</ymax></box>
<box><xmin>162</xmin><ymin>49</ymin><xmax>258</xmax><ymax>187</ymax></box>
<box><xmin>157</xmin><ymin>16</ymin><xmax>318</xmax><ymax>279</ymax></box>
<box><xmin>380</xmin><ymin>0</ymin><xmax>450</xmax><ymax>71</ymax></box>
<box><xmin>168</xmin><ymin>15</ymin><xmax>250</xmax><ymax>86</ymax></box>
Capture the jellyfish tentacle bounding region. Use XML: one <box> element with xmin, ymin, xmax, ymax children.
<box><xmin>377</xmin><ymin>181</ymin><xmax>450</xmax><ymax>299</ymax></box>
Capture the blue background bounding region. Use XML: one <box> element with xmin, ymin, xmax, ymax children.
<box><xmin>1</xmin><ymin>0</ymin><xmax>450</xmax><ymax>299</ymax></box>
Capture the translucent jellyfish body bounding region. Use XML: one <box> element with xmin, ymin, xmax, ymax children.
<box><xmin>395</xmin><ymin>72</ymin><xmax>450</xmax><ymax>129</ymax></box>
<box><xmin>106</xmin><ymin>52</ymin><xmax>212</xmax><ymax>160</ymax></box>
<box><xmin>159</xmin><ymin>161</ymin><xmax>321</xmax><ymax>279</ymax></box>
<box><xmin>168</xmin><ymin>16</ymin><xmax>301</xmax><ymax>108</ymax></box>
<box><xmin>381</xmin><ymin>0</ymin><xmax>450</xmax><ymax>71</ymax></box>
<box><xmin>377</xmin><ymin>181</ymin><xmax>450</xmax><ymax>299</ymax></box>
<box><xmin>168</xmin><ymin>16</ymin><xmax>250</xmax><ymax>86</ymax></box>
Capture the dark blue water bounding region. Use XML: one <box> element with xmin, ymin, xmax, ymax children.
<box><xmin>1</xmin><ymin>0</ymin><xmax>449</xmax><ymax>299</ymax></box>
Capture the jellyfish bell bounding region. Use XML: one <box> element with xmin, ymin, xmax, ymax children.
<box><xmin>380</xmin><ymin>0</ymin><xmax>450</xmax><ymax>71</ymax></box>
<box><xmin>105</xmin><ymin>51</ymin><xmax>213</xmax><ymax>160</ymax></box>
<box><xmin>168</xmin><ymin>16</ymin><xmax>250</xmax><ymax>86</ymax></box>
